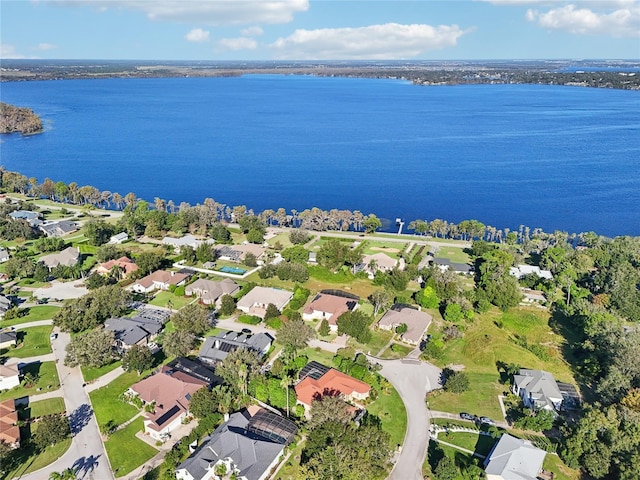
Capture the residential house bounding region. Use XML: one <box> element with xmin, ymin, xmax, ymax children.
<box><xmin>512</xmin><ymin>369</ymin><xmax>563</xmax><ymax>413</ymax></box>
<box><xmin>8</xmin><ymin>210</ymin><xmax>42</xmax><ymax>227</ymax></box>
<box><xmin>509</xmin><ymin>265</ymin><xmax>553</xmax><ymax>281</ymax></box>
<box><xmin>39</xmin><ymin>220</ymin><xmax>78</xmax><ymax>237</ymax></box>
<box><xmin>131</xmin><ymin>270</ymin><xmax>190</xmax><ymax>294</ymax></box>
<box><xmin>302</xmin><ymin>291</ymin><xmax>359</xmax><ymax>331</ymax></box>
<box><xmin>104</xmin><ymin>306</ymin><xmax>170</xmax><ymax>351</ymax></box>
<box><xmin>0</xmin><ymin>295</ymin><xmax>13</xmax><ymax>318</ymax></box>
<box><xmin>199</xmin><ymin>331</ymin><xmax>273</xmax><ymax>365</ymax></box>
<box><xmin>0</xmin><ymin>364</ymin><xmax>20</xmax><ymax>390</ymax></box>
<box><xmin>175</xmin><ymin>407</ymin><xmax>296</xmax><ymax>480</ymax></box>
<box><xmin>0</xmin><ymin>399</ymin><xmax>21</xmax><ymax>448</ymax></box>
<box><xmin>109</xmin><ymin>232</ymin><xmax>129</xmax><ymax>244</ymax></box>
<box><xmin>377</xmin><ymin>304</ymin><xmax>432</xmax><ymax>345</ymax></box>
<box><xmin>185</xmin><ymin>278</ymin><xmax>240</xmax><ymax>306</ymax></box>
<box><xmin>0</xmin><ymin>331</ymin><xmax>18</xmax><ymax>349</ymax></box>
<box><xmin>521</xmin><ymin>288</ymin><xmax>546</xmax><ymax>304</ymax></box>
<box><xmin>95</xmin><ymin>256</ymin><xmax>139</xmax><ymax>277</ymax></box>
<box><xmin>128</xmin><ymin>368</ymin><xmax>206</xmax><ymax>441</ymax></box>
<box><xmin>359</xmin><ymin>252</ymin><xmax>401</xmax><ymax>278</ymax></box>
<box><xmin>215</xmin><ymin>244</ymin><xmax>265</xmax><ymax>264</ymax></box>
<box><xmin>162</xmin><ymin>357</ymin><xmax>221</xmax><ymax>388</ymax></box>
<box><xmin>295</xmin><ymin>361</ymin><xmax>370</xmax><ymax>412</ymax></box>
<box><xmin>0</xmin><ymin>248</ymin><xmax>9</xmax><ymax>263</ymax></box>
<box><xmin>236</xmin><ymin>286</ymin><xmax>293</xmax><ymax>318</ymax></box>
<box><xmin>39</xmin><ymin>247</ymin><xmax>81</xmax><ymax>270</ymax></box>
<box><xmin>484</xmin><ymin>433</ymin><xmax>546</xmax><ymax>480</ymax></box>
<box><xmin>163</xmin><ymin>234</ymin><xmax>215</xmax><ymax>253</ymax></box>
<box><xmin>432</xmin><ymin>257</ymin><xmax>473</xmax><ymax>275</ymax></box>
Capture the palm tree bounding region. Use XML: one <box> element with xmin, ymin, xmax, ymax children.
<box><xmin>49</xmin><ymin>467</ymin><xmax>77</xmax><ymax>480</ymax></box>
<box><xmin>281</xmin><ymin>375</ymin><xmax>293</xmax><ymax>417</ymax></box>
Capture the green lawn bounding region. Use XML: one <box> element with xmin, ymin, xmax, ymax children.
<box><xmin>3</xmin><ymin>438</ymin><xmax>72</xmax><ymax>479</ymax></box>
<box><xmin>81</xmin><ymin>360</ymin><xmax>122</xmax><ymax>383</ymax></box>
<box><xmin>266</xmin><ymin>232</ymin><xmax>294</xmax><ymax>249</ymax></box>
<box><xmin>432</xmin><ymin>246</ymin><xmax>470</xmax><ymax>264</ymax></box>
<box><xmin>298</xmin><ymin>346</ymin><xmax>337</xmax><ymax>366</ymax></box>
<box><xmin>437</xmin><ymin>431</ymin><xmax>496</xmax><ymax>457</ymax></box>
<box><xmin>89</xmin><ymin>371</ymin><xmax>143</xmax><ymax>429</ymax></box>
<box><xmin>3</xmin><ymin>325</ymin><xmax>53</xmax><ymax>358</ymax></box>
<box><xmin>19</xmin><ymin>397</ymin><xmax>66</xmax><ymax>420</ymax></box>
<box><xmin>0</xmin><ymin>361</ymin><xmax>61</xmax><ymax>401</ymax></box>
<box><xmin>380</xmin><ymin>342</ymin><xmax>414</xmax><ymax>359</ymax></box>
<box><xmin>104</xmin><ymin>417</ymin><xmax>159</xmax><ymax>476</ymax></box>
<box><xmin>427</xmin><ymin>372</ymin><xmax>506</xmax><ymax>420</ymax></box>
<box><xmin>543</xmin><ymin>453</ymin><xmax>580</xmax><ymax>480</ymax></box>
<box><xmin>367</xmin><ymin>380</ymin><xmax>407</xmax><ymax>447</ymax></box>
<box><xmin>361</xmin><ymin>240</ymin><xmax>407</xmax><ymax>259</ymax></box>
<box><xmin>347</xmin><ymin>328</ymin><xmax>394</xmax><ymax>356</ymax></box>
<box><xmin>0</xmin><ymin>305</ymin><xmax>60</xmax><ymax>327</ymax></box>
<box><xmin>148</xmin><ymin>290</ymin><xmax>194</xmax><ymax>309</ymax></box>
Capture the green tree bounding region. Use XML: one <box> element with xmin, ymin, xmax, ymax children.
<box><xmin>362</xmin><ymin>213</ymin><xmax>382</xmax><ymax>233</ymax></box>
<box><xmin>434</xmin><ymin>454</ymin><xmax>458</xmax><ymax>480</ymax></box>
<box><xmin>49</xmin><ymin>468</ymin><xmax>77</xmax><ymax>480</ymax></box>
<box><xmin>281</xmin><ymin>245</ymin><xmax>310</xmax><ymax>264</ymax></box>
<box><xmin>219</xmin><ymin>294</ymin><xmax>236</xmax><ymax>316</ymax></box>
<box><xmin>122</xmin><ymin>344</ymin><xmax>154</xmax><ymax>374</ymax></box>
<box><xmin>277</xmin><ymin>317</ymin><xmax>316</xmax><ymax>358</ymax></box>
<box><xmin>264</xmin><ymin>303</ymin><xmax>280</xmax><ymax>321</ymax></box>
<box><xmin>85</xmin><ymin>219</ymin><xmax>115</xmax><ymax>246</ymax></box>
<box><xmin>171</xmin><ymin>303</ymin><xmax>211</xmax><ymax>336</ymax></box>
<box><xmin>33</xmin><ymin>414</ymin><xmax>70</xmax><ymax>450</ymax></box>
<box><xmin>209</xmin><ymin>222</ymin><xmax>231</xmax><ymax>243</ymax></box>
<box><xmin>243</xmin><ymin>252</ymin><xmax>258</xmax><ymax>267</ymax></box>
<box><xmin>336</xmin><ymin>310</ymin><xmax>373</xmax><ymax>344</ymax></box>
<box><xmin>53</xmin><ymin>285</ymin><xmax>129</xmax><ymax>332</ymax></box>
<box><xmin>216</xmin><ymin>348</ymin><xmax>260</xmax><ymax>395</ymax></box>
<box><xmin>444</xmin><ymin>303</ymin><xmax>464</xmax><ymax>323</ymax></box>
<box><xmin>134</xmin><ymin>250</ymin><xmax>164</xmax><ymax>276</ymax></box>
<box><xmin>162</xmin><ymin>330</ymin><xmax>196</xmax><ymax>358</ymax></box>
<box><xmin>65</xmin><ymin>329</ymin><xmax>115</xmax><ymax>368</ymax></box>
<box><xmin>369</xmin><ymin>289</ymin><xmax>391</xmax><ymax>316</ymax></box>
<box><xmin>195</xmin><ymin>242</ymin><xmax>214</xmax><ymax>263</ymax></box>
<box><xmin>420</xmin><ymin>285</ymin><xmax>440</xmax><ymax>309</ymax></box>
<box><xmin>318</xmin><ymin>319</ymin><xmax>330</xmax><ymax>337</ymax></box>
<box><xmin>289</xmin><ymin>229</ymin><xmax>311</xmax><ymax>245</ymax></box>
<box><xmin>246</xmin><ymin>228</ymin><xmax>264</xmax><ymax>244</ymax></box>
<box><xmin>188</xmin><ymin>387</ymin><xmax>217</xmax><ymax>419</ymax></box>
<box><xmin>443</xmin><ymin>369</ymin><xmax>469</xmax><ymax>393</ymax></box>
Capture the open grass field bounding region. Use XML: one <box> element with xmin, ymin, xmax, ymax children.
<box><xmin>18</xmin><ymin>397</ymin><xmax>66</xmax><ymax>421</ymax></box>
<box><xmin>361</xmin><ymin>240</ymin><xmax>407</xmax><ymax>259</ymax></box>
<box><xmin>104</xmin><ymin>417</ymin><xmax>159</xmax><ymax>477</ymax></box>
<box><xmin>89</xmin><ymin>371</ymin><xmax>143</xmax><ymax>428</ymax></box>
<box><xmin>428</xmin><ymin>372</ymin><xmax>506</xmax><ymax>420</ymax></box>
<box><xmin>81</xmin><ymin>360</ymin><xmax>122</xmax><ymax>383</ymax></box>
<box><xmin>437</xmin><ymin>431</ymin><xmax>496</xmax><ymax>457</ymax></box>
<box><xmin>265</xmin><ymin>232</ymin><xmax>294</xmax><ymax>249</ymax></box>
<box><xmin>0</xmin><ymin>361</ymin><xmax>60</xmax><ymax>401</ymax></box>
<box><xmin>431</xmin><ymin>246</ymin><xmax>470</xmax><ymax>264</ymax></box>
<box><xmin>4</xmin><ymin>325</ymin><xmax>53</xmax><ymax>358</ymax></box>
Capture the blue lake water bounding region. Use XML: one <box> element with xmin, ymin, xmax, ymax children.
<box><xmin>1</xmin><ymin>75</ymin><xmax>639</xmax><ymax>236</ymax></box>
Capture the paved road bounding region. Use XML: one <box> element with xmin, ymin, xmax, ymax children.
<box><xmin>19</xmin><ymin>329</ymin><xmax>115</xmax><ymax>480</ymax></box>
<box><xmin>4</xmin><ymin>319</ymin><xmax>54</xmax><ymax>330</ymax></box>
<box><xmin>368</xmin><ymin>357</ymin><xmax>442</xmax><ymax>480</ymax></box>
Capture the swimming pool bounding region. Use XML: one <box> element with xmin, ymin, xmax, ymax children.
<box><xmin>219</xmin><ymin>266</ymin><xmax>247</xmax><ymax>275</ymax></box>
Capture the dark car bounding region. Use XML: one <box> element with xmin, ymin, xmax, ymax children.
<box><xmin>459</xmin><ymin>412</ymin><xmax>475</xmax><ymax>421</ymax></box>
<box><xmin>479</xmin><ymin>416</ymin><xmax>496</xmax><ymax>425</ymax></box>
<box><xmin>241</xmin><ymin>328</ymin><xmax>252</xmax><ymax>334</ymax></box>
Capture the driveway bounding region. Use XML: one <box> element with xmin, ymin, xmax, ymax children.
<box><xmin>368</xmin><ymin>357</ymin><xmax>442</xmax><ymax>480</ymax></box>
<box><xmin>33</xmin><ymin>279</ymin><xmax>88</xmax><ymax>300</ymax></box>
<box><xmin>19</xmin><ymin>330</ymin><xmax>115</xmax><ymax>480</ymax></box>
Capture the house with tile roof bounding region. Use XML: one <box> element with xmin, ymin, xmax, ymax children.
<box><xmin>302</xmin><ymin>291</ymin><xmax>359</xmax><ymax>331</ymax></box>
<box><xmin>295</xmin><ymin>363</ymin><xmax>370</xmax><ymax>412</ymax></box>
<box><xmin>131</xmin><ymin>269</ymin><xmax>190</xmax><ymax>294</ymax></box>
<box><xmin>185</xmin><ymin>278</ymin><xmax>240</xmax><ymax>306</ymax></box>
<box><xmin>95</xmin><ymin>256</ymin><xmax>138</xmax><ymax>277</ymax></box>
<box><xmin>175</xmin><ymin>407</ymin><xmax>296</xmax><ymax>480</ymax></box>
<box><xmin>377</xmin><ymin>304</ymin><xmax>432</xmax><ymax>345</ymax></box>
<box><xmin>0</xmin><ymin>399</ymin><xmax>21</xmax><ymax>449</ymax></box>
<box><xmin>358</xmin><ymin>252</ymin><xmax>402</xmax><ymax>278</ymax></box>
<box><xmin>484</xmin><ymin>433</ymin><xmax>546</xmax><ymax>480</ymax></box>
<box><xmin>512</xmin><ymin>369</ymin><xmax>563</xmax><ymax>413</ymax></box>
<box><xmin>236</xmin><ymin>286</ymin><xmax>293</xmax><ymax>319</ymax></box>
<box><xmin>128</xmin><ymin>368</ymin><xmax>207</xmax><ymax>441</ymax></box>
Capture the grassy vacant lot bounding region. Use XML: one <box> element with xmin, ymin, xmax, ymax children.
<box><xmin>104</xmin><ymin>417</ymin><xmax>159</xmax><ymax>476</ymax></box>
<box><xmin>5</xmin><ymin>325</ymin><xmax>53</xmax><ymax>358</ymax></box>
<box><xmin>148</xmin><ymin>290</ymin><xmax>194</xmax><ymax>310</ymax></box>
<box><xmin>437</xmin><ymin>431</ymin><xmax>496</xmax><ymax>457</ymax></box>
<box><xmin>432</xmin><ymin>246</ymin><xmax>470</xmax><ymax>264</ymax></box>
<box><xmin>0</xmin><ymin>305</ymin><xmax>60</xmax><ymax>328</ymax></box>
<box><xmin>20</xmin><ymin>397</ymin><xmax>66</xmax><ymax>419</ymax></box>
<box><xmin>0</xmin><ymin>361</ymin><xmax>60</xmax><ymax>401</ymax></box>
<box><xmin>266</xmin><ymin>232</ymin><xmax>294</xmax><ymax>249</ymax></box>
<box><xmin>89</xmin><ymin>371</ymin><xmax>142</xmax><ymax>429</ymax></box>
<box><xmin>361</xmin><ymin>240</ymin><xmax>407</xmax><ymax>259</ymax></box>
<box><xmin>82</xmin><ymin>360</ymin><xmax>122</xmax><ymax>383</ymax></box>
<box><xmin>428</xmin><ymin>372</ymin><xmax>505</xmax><ymax>420</ymax></box>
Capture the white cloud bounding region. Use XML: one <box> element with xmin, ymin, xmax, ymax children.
<box><xmin>269</xmin><ymin>23</ymin><xmax>468</xmax><ymax>60</ymax></box>
<box><xmin>52</xmin><ymin>0</ymin><xmax>309</xmax><ymax>26</ymax></box>
<box><xmin>241</xmin><ymin>26</ymin><xmax>264</xmax><ymax>37</ymax></box>
<box><xmin>0</xmin><ymin>44</ymin><xmax>26</xmax><ymax>59</ymax></box>
<box><xmin>526</xmin><ymin>3</ymin><xmax>640</xmax><ymax>36</ymax></box>
<box><xmin>36</xmin><ymin>43</ymin><xmax>58</xmax><ymax>50</ymax></box>
<box><xmin>185</xmin><ymin>28</ymin><xmax>210</xmax><ymax>42</ymax></box>
<box><xmin>218</xmin><ymin>37</ymin><xmax>258</xmax><ymax>51</ymax></box>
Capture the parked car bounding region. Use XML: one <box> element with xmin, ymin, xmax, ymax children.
<box><xmin>459</xmin><ymin>412</ymin><xmax>476</xmax><ymax>421</ymax></box>
<box><xmin>241</xmin><ymin>328</ymin><xmax>252</xmax><ymax>334</ymax></box>
<box><xmin>478</xmin><ymin>416</ymin><xmax>495</xmax><ymax>425</ymax></box>
<box><xmin>49</xmin><ymin>333</ymin><xmax>57</xmax><ymax>340</ymax></box>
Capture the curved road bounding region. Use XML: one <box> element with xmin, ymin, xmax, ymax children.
<box><xmin>368</xmin><ymin>357</ymin><xmax>442</xmax><ymax>480</ymax></box>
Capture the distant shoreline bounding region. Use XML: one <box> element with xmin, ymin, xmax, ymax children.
<box><xmin>1</xmin><ymin>59</ymin><xmax>639</xmax><ymax>90</ymax></box>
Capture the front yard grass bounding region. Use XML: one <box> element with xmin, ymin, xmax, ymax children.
<box><xmin>104</xmin><ymin>417</ymin><xmax>159</xmax><ymax>477</ymax></box>
<box><xmin>437</xmin><ymin>431</ymin><xmax>496</xmax><ymax>457</ymax></box>
<box><xmin>431</xmin><ymin>246</ymin><xmax>470</xmax><ymax>264</ymax></box>
<box><xmin>82</xmin><ymin>360</ymin><xmax>122</xmax><ymax>383</ymax></box>
<box><xmin>20</xmin><ymin>396</ymin><xmax>66</xmax><ymax>419</ymax></box>
<box><xmin>4</xmin><ymin>438</ymin><xmax>72</xmax><ymax>478</ymax></box>
<box><xmin>0</xmin><ymin>361</ymin><xmax>61</xmax><ymax>401</ymax></box>
<box><xmin>4</xmin><ymin>325</ymin><xmax>53</xmax><ymax>358</ymax></box>
<box><xmin>380</xmin><ymin>342</ymin><xmax>414</xmax><ymax>359</ymax></box>
<box><xmin>148</xmin><ymin>290</ymin><xmax>194</xmax><ymax>310</ymax></box>
<box><xmin>89</xmin><ymin>371</ymin><xmax>143</xmax><ymax>429</ymax></box>
<box><xmin>0</xmin><ymin>305</ymin><xmax>60</xmax><ymax>327</ymax></box>
<box><xmin>367</xmin><ymin>381</ymin><xmax>407</xmax><ymax>447</ymax></box>
<box><xmin>347</xmin><ymin>328</ymin><xmax>393</xmax><ymax>356</ymax></box>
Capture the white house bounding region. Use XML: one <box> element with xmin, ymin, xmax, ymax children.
<box><xmin>484</xmin><ymin>433</ymin><xmax>546</xmax><ymax>480</ymax></box>
<box><xmin>510</xmin><ymin>265</ymin><xmax>553</xmax><ymax>280</ymax></box>
<box><xmin>236</xmin><ymin>286</ymin><xmax>293</xmax><ymax>318</ymax></box>
<box><xmin>0</xmin><ymin>364</ymin><xmax>20</xmax><ymax>390</ymax></box>
<box><xmin>109</xmin><ymin>232</ymin><xmax>129</xmax><ymax>244</ymax></box>
<box><xmin>513</xmin><ymin>369</ymin><xmax>563</xmax><ymax>413</ymax></box>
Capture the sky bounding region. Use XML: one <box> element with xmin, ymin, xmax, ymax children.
<box><xmin>1</xmin><ymin>0</ymin><xmax>639</xmax><ymax>61</ymax></box>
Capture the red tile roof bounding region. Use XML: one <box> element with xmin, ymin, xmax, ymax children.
<box><xmin>97</xmin><ymin>256</ymin><xmax>138</xmax><ymax>276</ymax></box>
<box><xmin>295</xmin><ymin>368</ymin><xmax>370</xmax><ymax>407</ymax></box>
<box><xmin>0</xmin><ymin>399</ymin><xmax>20</xmax><ymax>446</ymax></box>
<box><xmin>303</xmin><ymin>293</ymin><xmax>358</xmax><ymax>325</ymax></box>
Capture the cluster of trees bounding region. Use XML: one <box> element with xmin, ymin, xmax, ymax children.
<box><xmin>0</xmin><ymin>102</ymin><xmax>42</xmax><ymax>134</ymax></box>
<box><xmin>53</xmin><ymin>285</ymin><xmax>129</xmax><ymax>332</ymax></box>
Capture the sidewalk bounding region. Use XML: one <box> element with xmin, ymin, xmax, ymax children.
<box><xmin>85</xmin><ymin>366</ymin><xmax>126</xmax><ymax>393</ymax></box>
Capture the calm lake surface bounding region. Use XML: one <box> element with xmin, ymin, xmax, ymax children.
<box><xmin>1</xmin><ymin>75</ymin><xmax>639</xmax><ymax>236</ymax></box>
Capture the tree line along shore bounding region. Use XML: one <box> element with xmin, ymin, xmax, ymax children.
<box><xmin>0</xmin><ymin>102</ymin><xmax>43</xmax><ymax>135</ymax></box>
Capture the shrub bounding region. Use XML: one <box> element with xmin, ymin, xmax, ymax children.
<box><xmin>442</xmin><ymin>369</ymin><xmax>470</xmax><ymax>393</ymax></box>
<box><xmin>238</xmin><ymin>314</ymin><xmax>261</xmax><ymax>325</ymax></box>
<box><xmin>174</xmin><ymin>286</ymin><xmax>185</xmax><ymax>297</ymax></box>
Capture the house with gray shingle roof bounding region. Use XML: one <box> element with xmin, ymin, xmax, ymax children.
<box><xmin>0</xmin><ymin>295</ymin><xmax>13</xmax><ymax>318</ymax></box>
<box><xmin>8</xmin><ymin>210</ymin><xmax>42</xmax><ymax>227</ymax></box>
<box><xmin>39</xmin><ymin>220</ymin><xmax>78</xmax><ymax>237</ymax></box>
<box><xmin>484</xmin><ymin>433</ymin><xmax>546</xmax><ymax>480</ymax></box>
<box><xmin>185</xmin><ymin>278</ymin><xmax>240</xmax><ymax>306</ymax></box>
<box><xmin>198</xmin><ymin>331</ymin><xmax>273</xmax><ymax>365</ymax></box>
<box><xmin>175</xmin><ymin>408</ymin><xmax>296</xmax><ymax>480</ymax></box>
<box><xmin>39</xmin><ymin>247</ymin><xmax>80</xmax><ymax>270</ymax></box>
<box><xmin>0</xmin><ymin>248</ymin><xmax>9</xmax><ymax>263</ymax></box>
<box><xmin>236</xmin><ymin>286</ymin><xmax>293</xmax><ymax>318</ymax></box>
<box><xmin>377</xmin><ymin>304</ymin><xmax>432</xmax><ymax>345</ymax></box>
<box><xmin>105</xmin><ymin>308</ymin><xmax>170</xmax><ymax>351</ymax></box>
<box><xmin>512</xmin><ymin>369</ymin><xmax>563</xmax><ymax>413</ymax></box>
